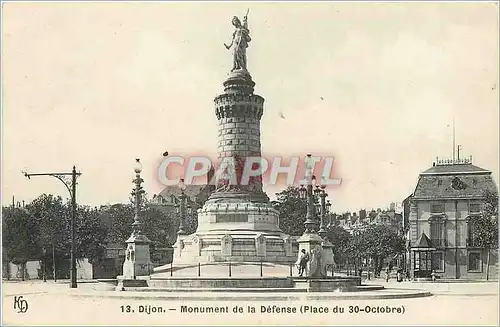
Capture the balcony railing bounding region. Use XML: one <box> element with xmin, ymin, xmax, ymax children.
<box><xmin>435</xmin><ymin>156</ymin><xmax>473</xmax><ymax>165</ymax></box>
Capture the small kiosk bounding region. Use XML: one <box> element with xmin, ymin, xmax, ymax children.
<box><xmin>411</xmin><ymin>232</ymin><xmax>436</xmax><ymax>281</ymax></box>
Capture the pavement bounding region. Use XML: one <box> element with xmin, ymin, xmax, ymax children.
<box><xmin>2</xmin><ymin>279</ymin><xmax>498</xmax><ymax>325</ymax></box>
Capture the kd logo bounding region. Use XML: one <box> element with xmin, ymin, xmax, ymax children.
<box><xmin>13</xmin><ymin>296</ymin><xmax>29</xmax><ymax>313</ymax></box>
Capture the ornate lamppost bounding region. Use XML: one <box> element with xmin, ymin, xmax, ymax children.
<box><xmin>296</xmin><ymin>154</ymin><xmax>325</xmax><ymax>277</ymax></box>
<box><xmin>299</xmin><ymin>175</ymin><xmax>319</xmax><ymax>234</ymax></box>
<box><xmin>130</xmin><ymin>159</ymin><xmax>146</xmax><ymax>238</ymax></box>
<box><xmin>122</xmin><ymin>158</ymin><xmax>151</xmax><ymax>280</ymax></box>
<box><xmin>316</xmin><ymin>185</ymin><xmax>329</xmax><ymax>238</ymax></box>
<box><xmin>23</xmin><ymin>166</ymin><xmax>81</xmax><ymax>288</ymax></box>
<box><xmin>176</xmin><ymin>179</ymin><xmax>188</xmax><ymax>236</ymax></box>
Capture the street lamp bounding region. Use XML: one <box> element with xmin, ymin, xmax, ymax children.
<box><xmin>176</xmin><ymin>179</ymin><xmax>188</xmax><ymax>235</ymax></box>
<box><xmin>122</xmin><ymin>158</ymin><xmax>152</xmax><ymax>280</ymax></box>
<box><xmin>23</xmin><ymin>166</ymin><xmax>81</xmax><ymax>289</ymax></box>
<box><xmin>298</xmin><ymin>175</ymin><xmax>318</xmax><ymax>233</ymax></box>
<box><xmin>317</xmin><ymin>185</ymin><xmax>328</xmax><ymax>239</ymax></box>
<box><xmin>131</xmin><ymin>158</ymin><xmax>145</xmax><ymax>236</ymax></box>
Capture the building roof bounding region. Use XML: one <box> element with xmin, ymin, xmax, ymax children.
<box><xmin>421</xmin><ymin>164</ymin><xmax>491</xmax><ymax>175</ymax></box>
<box><xmin>412</xmin><ymin>232</ymin><xmax>435</xmax><ymax>250</ymax></box>
<box><xmin>413</xmin><ymin>163</ymin><xmax>497</xmax><ymax>200</ymax></box>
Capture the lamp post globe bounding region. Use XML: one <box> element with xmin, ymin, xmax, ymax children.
<box><xmin>133</xmin><ymin>158</ymin><xmax>142</xmax><ymax>174</ymax></box>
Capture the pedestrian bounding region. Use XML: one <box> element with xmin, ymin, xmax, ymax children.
<box><xmin>431</xmin><ymin>270</ymin><xmax>436</xmax><ymax>282</ymax></box>
<box><xmin>397</xmin><ymin>269</ymin><xmax>402</xmax><ymax>282</ymax></box>
<box><xmin>297</xmin><ymin>249</ymin><xmax>309</xmax><ymax>277</ymax></box>
<box><xmin>385</xmin><ymin>266</ymin><xmax>390</xmax><ymax>282</ymax></box>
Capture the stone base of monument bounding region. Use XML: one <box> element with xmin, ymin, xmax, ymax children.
<box><xmin>114</xmin><ymin>275</ymin><xmax>150</xmax><ymax>291</ymax></box>
<box><xmin>172</xmin><ymin>201</ymin><xmax>298</xmax><ymax>265</ymax></box>
<box><xmin>98</xmin><ymin>263</ymin><xmax>381</xmax><ymax>293</ymax></box>
<box><xmin>292</xmin><ymin>276</ymin><xmax>362</xmax><ymax>292</ymax></box>
<box><xmin>149</xmin><ymin>277</ymin><xmax>294</xmax><ymax>289</ymax></box>
<box><xmin>122</xmin><ymin>263</ymin><xmax>366</xmax><ymax>292</ymax></box>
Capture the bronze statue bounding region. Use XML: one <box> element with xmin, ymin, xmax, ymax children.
<box><xmin>224</xmin><ymin>10</ymin><xmax>251</xmax><ymax>72</ymax></box>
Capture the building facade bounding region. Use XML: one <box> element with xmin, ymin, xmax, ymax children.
<box><xmin>405</xmin><ymin>157</ymin><xmax>498</xmax><ymax>280</ymax></box>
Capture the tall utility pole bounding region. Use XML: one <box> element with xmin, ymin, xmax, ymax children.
<box><xmin>23</xmin><ymin>166</ymin><xmax>81</xmax><ymax>288</ymax></box>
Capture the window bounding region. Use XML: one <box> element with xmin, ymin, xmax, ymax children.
<box><xmin>431</xmin><ymin>204</ymin><xmax>445</xmax><ymax>214</ymax></box>
<box><xmin>468</xmin><ymin>252</ymin><xmax>481</xmax><ymax>272</ymax></box>
<box><xmin>430</xmin><ymin>217</ymin><xmax>444</xmax><ymax>247</ymax></box>
<box><xmin>469</xmin><ymin>203</ymin><xmax>481</xmax><ymax>214</ymax></box>
<box><xmin>430</xmin><ymin>219</ymin><xmax>443</xmax><ymax>246</ymax></box>
<box><xmin>432</xmin><ymin>252</ymin><xmax>444</xmax><ymax>272</ymax></box>
<box><xmin>467</xmin><ymin>218</ymin><xmax>479</xmax><ymax>247</ymax></box>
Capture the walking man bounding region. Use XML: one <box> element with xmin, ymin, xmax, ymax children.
<box><xmin>297</xmin><ymin>249</ymin><xmax>310</xmax><ymax>277</ymax></box>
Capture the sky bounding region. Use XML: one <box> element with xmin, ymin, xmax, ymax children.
<box><xmin>2</xmin><ymin>2</ymin><xmax>499</xmax><ymax>212</ymax></box>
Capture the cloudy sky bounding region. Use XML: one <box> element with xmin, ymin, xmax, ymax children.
<box><xmin>2</xmin><ymin>2</ymin><xmax>498</xmax><ymax>212</ymax></box>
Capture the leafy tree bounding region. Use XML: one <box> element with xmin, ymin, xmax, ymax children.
<box><xmin>2</xmin><ymin>206</ymin><xmax>38</xmax><ymax>280</ymax></box>
<box><xmin>483</xmin><ymin>189</ymin><xmax>499</xmax><ymax>218</ymax></box>
<box><xmin>99</xmin><ymin>202</ymin><xmax>179</xmax><ymax>252</ymax></box>
<box><xmin>362</xmin><ymin>224</ymin><xmax>405</xmax><ymax>275</ymax></box>
<box><xmin>142</xmin><ymin>206</ymin><xmax>179</xmax><ymax>250</ymax></box>
<box><xmin>344</xmin><ymin>231</ymin><xmax>365</xmax><ymax>274</ymax></box>
<box><xmin>99</xmin><ymin>203</ymin><xmax>134</xmax><ymax>245</ymax></box>
<box><xmin>3</xmin><ymin>194</ymin><xmax>108</xmax><ymax>280</ymax></box>
<box><xmin>24</xmin><ymin>194</ymin><xmax>67</xmax><ymax>280</ymax></box>
<box><xmin>325</xmin><ymin>225</ymin><xmax>352</xmax><ymax>265</ymax></box>
<box><xmin>469</xmin><ymin>190</ymin><xmax>499</xmax><ymax>280</ymax></box>
<box><xmin>74</xmin><ymin>206</ymin><xmax>107</xmax><ymax>263</ymax></box>
<box><xmin>343</xmin><ymin>225</ymin><xmax>405</xmax><ymax>276</ymax></box>
<box><xmin>272</xmin><ymin>186</ymin><xmax>308</xmax><ymax>236</ymax></box>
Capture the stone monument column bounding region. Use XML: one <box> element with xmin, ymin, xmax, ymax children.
<box><xmin>171</xmin><ymin>13</ymin><xmax>296</xmax><ymax>264</ymax></box>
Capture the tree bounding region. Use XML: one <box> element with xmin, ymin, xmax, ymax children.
<box><xmin>469</xmin><ymin>190</ymin><xmax>499</xmax><ymax>280</ymax></box>
<box><xmin>2</xmin><ymin>206</ymin><xmax>39</xmax><ymax>280</ymax></box>
<box><xmin>142</xmin><ymin>206</ymin><xmax>179</xmax><ymax>250</ymax></box>
<box><xmin>24</xmin><ymin>194</ymin><xmax>67</xmax><ymax>280</ymax></box>
<box><xmin>28</xmin><ymin>194</ymin><xmax>109</xmax><ymax>278</ymax></box>
<box><xmin>99</xmin><ymin>203</ymin><xmax>134</xmax><ymax>246</ymax></box>
<box><xmin>99</xmin><ymin>202</ymin><xmax>179</xmax><ymax>255</ymax></box>
<box><xmin>2</xmin><ymin>194</ymin><xmax>110</xmax><ymax>280</ymax></box>
<box><xmin>350</xmin><ymin>225</ymin><xmax>405</xmax><ymax>276</ymax></box>
<box><xmin>325</xmin><ymin>225</ymin><xmax>351</xmax><ymax>266</ymax></box>
<box><xmin>74</xmin><ymin>206</ymin><xmax>107</xmax><ymax>263</ymax></box>
<box><xmin>272</xmin><ymin>186</ymin><xmax>307</xmax><ymax>236</ymax></box>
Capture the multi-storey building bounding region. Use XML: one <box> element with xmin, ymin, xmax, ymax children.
<box><xmin>404</xmin><ymin>157</ymin><xmax>498</xmax><ymax>280</ymax></box>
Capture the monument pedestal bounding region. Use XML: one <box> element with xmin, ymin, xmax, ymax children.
<box><xmin>297</xmin><ymin>233</ymin><xmax>324</xmax><ymax>277</ymax></box>
<box><xmin>321</xmin><ymin>239</ymin><xmax>336</xmax><ymax>276</ymax></box>
<box><xmin>173</xmin><ymin>199</ymin><xmax>297</xmax><ymax>264</ymax></box>
<box><xmin>122</xmin><ymin>233</ymin><xmax>152</xmax><ymax>279</ymax></box>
